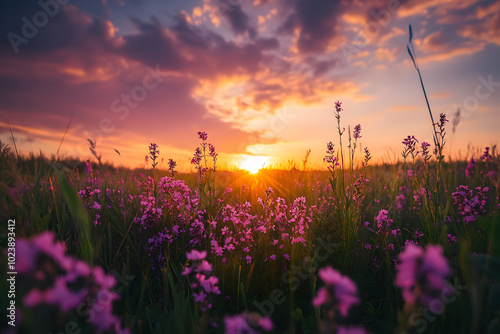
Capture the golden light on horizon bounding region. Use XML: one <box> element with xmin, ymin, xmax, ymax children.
<box><xmin>239</xmin><ymin>156</ymin><xmax>269</xmax><ymax>174</ymax></box>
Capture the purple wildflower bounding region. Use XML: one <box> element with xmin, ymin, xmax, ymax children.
<box><xmin>313</xmin><ymin>266</ymin><xmax>359</xmax><ymax>317</ymax></box>
<box><xmin>465</xmin><ymin>158</ymin><xmax>475</xmax><ymax>178</ymax></box>
<box><xmin>353</xmin><ymin>124</ymin><xmax>362</xmax><ymax>139</ymax></box>
<box><xmin>149</xmin><ymin>143</ymin><xmax>159</xmax><ymax>168</ymax></box>
<box><xmin>395</xmin><ymin>244</ymin><xmax>452</xmax><ymax>309</ymax></box>
<box><xmin>324</xmin><ymin>142</ymin><xmax>339</xmax><ymax>173</ymax></box>
<box><xmin>168</xmin><ymin>158</ymin><xmax>177</xmax><ymax>177</ymax></box>
<box><xmin>224</xmin><ymin>312</ymin><xmax>273</xmax><ymax>334</ymax></box>
<box><xmin>198</xmin><ymin>131</ymin><xmax>208</xmax><ymax>141</ymax></box>
<box><xmin>452</xmin><ymin>185</ymin><xmax>488</xmax><ymax>223</ymax></box>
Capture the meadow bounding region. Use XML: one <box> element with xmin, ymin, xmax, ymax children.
<box><xmin>1</xmin><ymin>98</ymin><xmax>499</xmax><ymax>334</ymax></box>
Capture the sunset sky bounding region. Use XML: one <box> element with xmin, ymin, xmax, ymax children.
<box><xmin>1</xmin><ymin>0</ymin><xmax>499</xmax><ymax>171</ymax></box>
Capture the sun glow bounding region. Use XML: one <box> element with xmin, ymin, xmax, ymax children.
<box><xmin>239</xmin><ymin>156</ymin><xmax>269</xmax><ymax>174</ymax></box>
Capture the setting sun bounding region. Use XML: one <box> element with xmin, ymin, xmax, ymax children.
<box><xmin>239</xmin><ymin>156</ymin><xmax>269</xmax><ymax>174</ymax></box>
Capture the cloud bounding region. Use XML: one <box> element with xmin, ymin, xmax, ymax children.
<box><xmin>431</xmin><ymin>91</ymin><xmax>452</xmax><ymax>99</ymax></box>
<box><xmin>219</xmin><ymin>1</ymin><xmax>257</xmax><ymax>38</ymax></box>
<box><xmin>276</xmin><ymin>0</ymin><xmax>342</xmax><ymax>54</ymax></box>
<box><xmin>460</xmin><ymin>7</ymin><xmax>500</xmax><ymax>45</ymax></box>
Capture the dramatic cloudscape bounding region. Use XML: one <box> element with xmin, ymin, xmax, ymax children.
<box><xmin>1</xmin><ymin>0</ymin><xmax>499</xmax><ymax>170</ymax></box>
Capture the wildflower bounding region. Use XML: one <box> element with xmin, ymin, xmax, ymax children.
<box><xmin>353</xmin><ymin>124</ymin><xmax>362</xmax><ymax>139</ymax></box>
<box><xmin>335</xmin><ymin>101</ymin><xmax>343</xmax><ymax>115</ymax></box>
<box><xmin>338</xmin><ymin>326</ymin><xmax>370</xmax><ymax>334</ymax></box>
<box><xmin>396</xmin><ymin>194</ymin><xmax>406</xmax><ymax>213</ymax></box>
<box><xmin>187</xmin><ymin>250</ymin><xmax>207</xmax><ymax>261</ymax></box>
<box><xmin>375</xmin><ymin>209</ymin><xmax>392</xmax><ymax>235</ymax></box>
<box><xmin>487</xmin><ymin>170</ymin><xmax>498</xmax><ymax>182</ymax></box>
<box><xmin>84</xmin><ymin>160</ymin><xmax>92</xmax><ymax>175</ymax></box>
<box><xmin>182</xmin><ymin>250</ymin><xmax>220</xmax><ymax>311</ymax></box>
<box><xmin>198</xmin><ymin>131</ymin><xmax>208</xmax><ymax>141</ymax></box>
<box><xmin>480</xmin><ymin>147</ymin><xmax>492</xmax><ymax>161</ymax></box>
<box><xmin>434</xmin><ymin>113</ymin><xmax>449</xmax><ymax>129</ymax></box>
<box><xmin>421</xmin><ymin>141</ymin><xmax>431</xmax><ymax>163</ymax></box>
<box><xmin>313</xmin><ymin>266</ymin><xmax>359</xmax><ymax>317</ymax></box>
<box><xmin>168</xmin><ymin>158</ymin><xmax>177</xmax><ymax>177</ymax></box>
<box><xmin>208</xmin><ymin>143</ymin><xmax>218</xmax><ymax>172</ymax></box>
<box><xmin>191</xmin><ymin>147</ymin><xmax>207</xmax><ymax>176</ymax></box>
<box><xmin>16</xmin><ymin>233</ymin><xmax>129</xmax><ymax>333</ymax></box>
<box><xmin>395</xmin><ymin>244</ymin><xmax>452</xmax><ymax>309</ymax></box>
<box><xmin>149</xmin><ymin>143</ymin><xmax>159</xmax><ymax>168</ymax></box>
<box><xmin>324</xmin><ymin>142</ymin><xmax>339</xmax><ymax>173</ymax></box>
<box><xmin>191</xmin><ymin>147</ymin><xmax>203</xmax><ymax>166</ymax></box>
<box><xmin>402</xmin><ymin>135</ymin><xmax>419</xmax><ymax>162</ymax></box>
<box><xmin>224</xmin><ymin>312</ymin><xmax>273</xmax><ymax>334</ymax></box>
<box><xmin>452</xmin><ymin>185</ymin><xmax>488</xmax><ymax>223</ymax></box>
<box><xmin>362</xmin><ymin>147</ymin><xmax>372</xmax><ymax>168</ymax></box>
<box><xmin>465</xmin><ymin>158</ymin><xmax>475</xmax><ymax>178</ymax></box>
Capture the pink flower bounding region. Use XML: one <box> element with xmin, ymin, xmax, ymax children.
<box><xmin>224</xmin><ymin>312</ymin><xmax>273</xmax><ymax>334</ymax></box>
<box><xmin>186</xmin><ymin>250</ymin><xmax>207</xmax><ymax>261</ymax></box>
<box><xmin>395</xmin><ymin>244</ymin><xmax>452</xmax><ymax>307</ymax></box>
<box><xmin>338</xmin><ymin>326</ymin><xmax>370</xmax><ymax>334</ymax></box>
<box><xmin>198</xmin><ymin>131</ymin><xmax>208</xmax><ymax>141</ymax></box>
<box><xmin>198</xmin><ymin>260</ymin><xmax>213</xmax><ymax>273</ymax></box>
<box><xmin>324</xmin><ymin>142</ymin><xmax>339</xmax><ymax>172</ymax></box>
<box><xmin>353</xmin><ymin>124</ymin><xmax>362</xmax><ymax>139</ymax></box>
<box><xmin>313</xmin><ymin>267</ymin><xmax>360</xmax><ymax>317</ymax></box>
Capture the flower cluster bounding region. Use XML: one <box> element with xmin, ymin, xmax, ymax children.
<box><xmin>452</xmin><ymin>185</ymin><xmax>488</xmax><ymax>223</ymax></box>
<box><xmin>334</xmin><ymin>101</ymin><xmax>343</xmax><ymax>119</ymax></box>
<box><xmin>191</xmin><ymin>131</ymin><xmax>218</xmax><ymax>176</ymax></box>
<box><xmin>313</xmin><ymin>267</ymin><xmax>359</xmax><ymax>316</ymax></box>
<box><xmin>402</xmin><ymin>135</ymin><xmax>419</xmax><ymax>162</ymax></box>
<box><xmin>224</xmin><ymin>312</ymin><xmax>273</xmax><ymax>334</ymax></box>
<box><xmin>395</xmin><ymin>244</ymin><xmax>452</xmax><ymax>309</ymax></box>
<box><xmin>16</xmin><ymin>232</ymin><xmax>129</xmax><ymax>333</ymax></box>
<box><xmin>324</xmin><ymin>142</ymin><xmax>339</xmax><ymax>173</ymax></box>
<box><xmin>182</xmin><ymin>250</ymin><xmax>220</xmax><ymax>311</ymax></box>
<box><xmin>480</xmin><ymin>146</ymin><xmax>492</xmax><ymax>161</ymax></box>
<box><xmin>168</xmin><ymin>158</ymin><xmax>177</xmax><ymax>177</ymax></box>
<box><xmin>434</xmin><ymin>113</ymin><xmax>449</xmax><ymax>130</ymax></box>
<box><xmin>375</xmin><ymin>209</ymin><xmax>393</xmax><ymax>235</ymax></box>
<box><xmin>198</xmin><ymin>131</ymin><xmax>208</xmax><ymax>141</ymax></box>
<box><xmin>465</xmin><ymin>158</ymin><xmax>476</xmax><ymax>178</ymax></box>
<box><xmin>149</xmin><ymin>143</ymin><xmax>159</xmax><ymax>168</ymax></box>
<box><xmin>78</xmin><ymin>186</ymin><xmax>102</xmax><ymax>226</ymax></box>
<box><xmin>353</xmin><ymin>124</ymin><xmax>362</xmax><ymax>139</ymax></box>
<box><xmin>421</xmin><ymin>141</ymin><xmax>431</xmax><ymax>164</ymax></box>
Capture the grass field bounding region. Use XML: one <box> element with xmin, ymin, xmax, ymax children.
<box><xmin>1</xmin><ymin>105</ymin><xmax>499</xmax><ymax>334</ymax></box>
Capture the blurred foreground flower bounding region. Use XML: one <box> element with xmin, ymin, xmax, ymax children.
<box><xmin>224</xmin><ymin>312</ymin><xmax>273</xmax><ymax>334</ymax></box>
<box><xmin>395</xmin><ymin>244</ymin><xmax>452</xmax><ymax>309</ymax></box>
<box><xmin>13</xmin><ymin>232</ymin><xmax>129</xmax><ymax>334</ymax></box>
